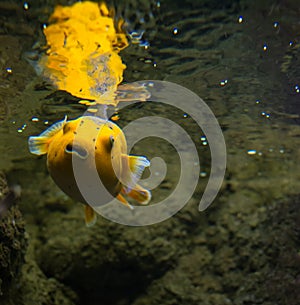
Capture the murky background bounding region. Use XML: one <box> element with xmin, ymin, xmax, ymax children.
<box><xmin>0</xmin><ymin>0</ymin><xmax>299</xmax><ymax>304</ymax></box>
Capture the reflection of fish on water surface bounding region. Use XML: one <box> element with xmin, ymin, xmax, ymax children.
<box><xmin>27</xmin><ymin>1</ymin><xmax>152</xmax><ymax>226</ymax></box>
<box><xmin>37</xmin><ymin>1</ymin><xmax>128</xmax><ymax>104</ymax></box>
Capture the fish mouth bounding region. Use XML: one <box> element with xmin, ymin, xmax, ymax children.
<box><xmin>65</xmin><ymin>143</ymin><xmax>88</xmax><ymax>159</ymax></box>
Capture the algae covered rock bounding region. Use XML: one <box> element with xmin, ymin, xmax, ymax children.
<box><xmin>0</xmin><ymin>172</ymin><xmax>27</xmax><ymax>302</ymax></box>
<box><xmin>17</xmin><ymin>254</ymin><xmax>78</xmax><ymax>305</ymax></box>
<box><xmin>35</xmin><ymin>204</ymin><xmax>187</xmax><ymax>305</ymax></box>
<box><xmin>34</xmin><ymin>192</ymin><xmax>300</xmax><ymax>305</ymax></box>
<box><xmin>0</xmin><ymin>206</ymin><xmax>27</xmax><ymax>299</ymax></box>
<box><xmin>0</xmin><ymin>171</ymin><xmax>78</xmax><ymax>305</ymax></box>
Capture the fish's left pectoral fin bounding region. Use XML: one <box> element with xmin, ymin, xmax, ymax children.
<box><xmin>121</xmin><ymin>154</ymin><xmax>150</xmax><ymax>189</ymax></box>
<box><xmin>84</xmin><ymin>205</ymin><xmax>97</xmax><ymax>227</ymax></box>
<box><xmin>123</xmin><ymin>184</ymin><xmax>151</xmax><ymax>205</ymax></box>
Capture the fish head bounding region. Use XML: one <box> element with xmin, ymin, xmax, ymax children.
<box><xmin>47</xmin><ymin>117</ymin><xmax>127</xmax><ymax>202</ymax></box>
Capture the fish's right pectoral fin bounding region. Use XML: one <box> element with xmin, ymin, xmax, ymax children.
<box><xmin>28</xmin><ymin>136</ymin><xmax>50</xmax><ymax>155</ymax></box>
<box><xmin>28</xmin><ymin>116</ymin><xmax>67</xmax><ymax>155</ymax></box>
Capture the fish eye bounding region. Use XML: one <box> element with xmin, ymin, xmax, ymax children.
<box><xmin>110</xmin><ymin>135</ymin><xmax>115</xmax><ymax>147</ymax></box>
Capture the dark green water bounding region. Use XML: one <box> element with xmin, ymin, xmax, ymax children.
<box><xmin>0</xmin><ymin>1</ymin><xmax>299</xmax><ymax>305</ymax></box>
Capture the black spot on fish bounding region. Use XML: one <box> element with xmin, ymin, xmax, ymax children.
<box><xmin>92</xmin><ymin>138</ymin><xmax>96</xmax><ymax>142</ymax></box>
<box><xmin>74</xmin><ymin>131</ymin><xmax>77</xmax><ymax>135</ymax></box>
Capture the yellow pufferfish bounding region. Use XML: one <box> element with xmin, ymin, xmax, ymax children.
<box><xmin>28</xmin><ymin>116</ymin><xmax>151</xmax><ymax>226</ymax></box>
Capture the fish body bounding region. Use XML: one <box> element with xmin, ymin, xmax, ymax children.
<box><xmin>28</xmin><ymin>116</ymin><xmax>151</xmax><ymax>226</ymax></box>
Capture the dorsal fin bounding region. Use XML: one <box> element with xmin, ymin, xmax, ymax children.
<box><xmin>40</xmin><ymin>116</ymin><xmax>67</xmax><ymax>138</ymax></box>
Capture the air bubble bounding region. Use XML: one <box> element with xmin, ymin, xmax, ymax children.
<box><xmin>220</xmin><ymin>79</ymin><xmax>228</xmax><ymax>86</ymax></box>
<box><xmin>261</xmin><ymin>112</ymin><xmax>270</xmax><ymax>118</ymax></box>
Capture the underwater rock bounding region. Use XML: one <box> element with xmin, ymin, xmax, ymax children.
<box><xmin>34</xmin><ymin>191</ymin><xmax>300</xmax><ymax>305</ymax></box>
<box><xmin>17</xmin><ymin>247</ymin><xmax>78</xmax><ymax>305</ymax></box>
<box><xmin>0</xmin><ymin>172</ymin><xmax>27</xmax><ymax>303</ymax></box>
<box><xmin>36</xmin><ymin>204</ymin><xmax>185</xmax><ymax>305</ymax></box>
<box><xmin>127</xmin><ymin>194</ymin><xmax>300</xmax><ymax>305</ymax></box>
<box><xmin>0</xmin><ymin>172</ymin><xmax>78</xmax><ymax>305</ymax></box>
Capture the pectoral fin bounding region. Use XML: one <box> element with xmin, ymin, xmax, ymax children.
<box><xmin>124</xmin><ymin>184</ymin><xmax>151</xmax><ymax>205</ymax></box>
<box><xmin>117</xmin><ymin>193</ymin><xmax>134</xmax><ymax>210</ymax></box>
<box><xmin>28</xmin><ymin>136</ymin><xmax>51</xmax><ymax>155</ymax></box>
